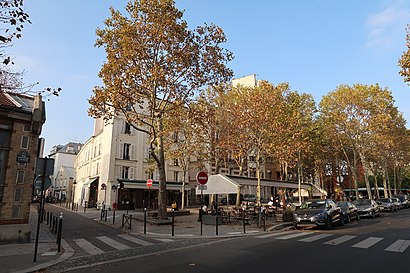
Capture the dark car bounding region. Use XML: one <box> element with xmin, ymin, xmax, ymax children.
<box><xmin>392</xmin><ymin>194</ymin><xmax>409</xmax><ymax>209</ymax></box>
<box><xmin>376</xmin><ymin>198</ymin><xmax>396</xmax><ymax>212</ymax></box>
<box><xmin>352</xmin><ymin>199</ymin><xmax>380</xmax><ymax>218</ymax></box>
<box><xmin>293</xmin><ymin>199</ymin><xmax>344</xmax><ymax>229</ymax></box>
<box><xmin>243</xmin><ymin>194</ymin><xmax>257</xmax><ymax>203</ymax></box>
<box><xmin>337</xmin><ymin>201</ymin><xmax>360</xmax><ymax>222</ymax></box>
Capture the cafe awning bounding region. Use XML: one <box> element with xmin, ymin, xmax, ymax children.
<box><xmin>117</xmin><ymin>179</ymin><xmax>183</xmax><ymax>191</ymax></box>
<box><xmin>83</xmin><ymin>177</ymin><xmax>98</xmax><ymax>188</ymax></box>
<box><xmin>196</xmin><ymin>174</ymin><xmax>318</xmax><ymax>195</ymax></box>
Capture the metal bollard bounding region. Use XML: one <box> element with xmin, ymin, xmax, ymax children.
<box><xmin>49</xmin><ymin>213</ymin><xmax>53</xmax><ymax>228</ymax></box>
<box><xmin>143</xmin><ymin>207</ymin><xmax>147</xmax><ymax>234</ymax></box>
<box><xmin>57</xmin><ymin>213</ymin><xmax>63</xmax><ymax>252</ymax></box>
<box><xmin>113</xmin><ymin>210</ymin><xmax>116</xmax><ymax>225</ymax></box>
<box><xmin>171</xmin><ymin>209</ymin><xmax>175</xmax><ymax>236</ymax></box>
<box><xmin>46</xmin><ymin>211</ymin><xmax>50</xmax><ymax>225</ymax></box>
<box><xmin>243</xmin><ymin>208</ymin><xmax>246</xmax><ymax>234</ymax></box>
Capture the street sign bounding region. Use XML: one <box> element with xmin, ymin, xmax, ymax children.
<box><xmin>197</xmin><ymin>185</ymin><xmax>207</xmax><ymax>190</ymax></box>
<box><xmin>35</xmin><ymin>157</ymin><xmax>55</xmax><ymax>176</ymax></box>
<box><xmin>196</xmin><ymin>171</ymin><xmax>208</xmax><ymax>185</ymax></box>
<box><xmin>34</xmin><ymin>175</ymin><xmax>52</xmax><ymax>190</ymax></box>
<box><xmin>146</xmin><ymin>179</ymin><xmax>153</xmax><ymax>187</ymax></box>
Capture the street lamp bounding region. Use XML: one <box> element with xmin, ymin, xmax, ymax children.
<box><xmin>71</xmin><ymin>180</ymin><xmax>77</xmax><ymax>210</ymax></box>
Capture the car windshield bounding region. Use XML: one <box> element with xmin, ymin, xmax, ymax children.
<box><xmin>378</xmin><ymin>198</ymin><xmax>390</xmax><ymax>202</ymax></box>
<box><xmin>393</xmin><ymin>195</ymin><xmax>404</xmax><ymax>201</ymax></box>
<box><xmin>353</xmin><ymin>199</ymin><xmax>371</xmax><ymax>206</ymax></box>
<box><xmin>300</xmin><ymin>201</ymin><xmax>325</xmax><ymax>209</ymax></box>
<box><xmin>337</xmin><ymin>202</ymin><xmax>348</xmax><ymax>208</ymax></box>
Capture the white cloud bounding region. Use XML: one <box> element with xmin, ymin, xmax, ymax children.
<box><xmin>365</xmin><ymin>1</ymin><xmax>410</xmax><ymax>51</ymax></box>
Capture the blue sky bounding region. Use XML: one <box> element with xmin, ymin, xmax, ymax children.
<box><xmin>8</xmin><ymin>0</ymin><xmax>410</xmax><ymax>154</ymax></box>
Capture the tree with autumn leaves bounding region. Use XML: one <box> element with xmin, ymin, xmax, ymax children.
<box><xmin>319</xmin><ymin>84</ymin><xmax>409</xmax><ymax>199</ymax></box>
<box><xmin>89</xmin><ymin>0</ymin><xmax>233</xmax><ymax>219</ymax></box>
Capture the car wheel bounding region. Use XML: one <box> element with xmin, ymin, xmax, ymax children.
<box><xmin>340</xmin><ymin>215</ymin><xmax>345</xmax><ymax>226</ymax></box>
<box><xmin>326</xmin><ymin>217</ymin><xmax>333</xmax><ymax>230</ymax></box>
<box><xmin>346</xmin><ymin>214</ymin><xmax>351</xmax><ymax>223</ymax></box>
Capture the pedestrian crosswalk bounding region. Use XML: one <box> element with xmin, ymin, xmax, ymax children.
<box><xmin>69</xmin><ymin>234</ymin><xmax>175</xmax><ymax>256</ymax></box>
<box><xmin>255</xmin><ymin>231</ymin><xmax>410</xmax><ymax>253</ymax></box>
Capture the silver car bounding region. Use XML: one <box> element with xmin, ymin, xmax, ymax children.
<box><xmin>352</xmin><ymin>199</ymin><xmax>380</xmax><ymax>218</ymax></box>
<box><xmin>294</xmin><ymin>199</ymin><xmax>343</xmax><ymax>229</ymax></box>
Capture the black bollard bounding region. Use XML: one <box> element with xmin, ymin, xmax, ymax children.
<box><xmin>143</xmin><ymin>207</ymin><xmax>147</xmax><ymax>234</ymax></box>
<box><xmin>171</xmin><ymin>208</ymin><xmax>175</xmax><ymax>236</ymax></box>
<box><xmin>113</xmin><ymin>210</ymin><xmax>116</xmax><ymax>225</ymax></box>
<box><xmin>243</xmin><ymin>208</ymin><xmax>246</xmax><ymax>234</ymax></box>
<box><xmin>57</xmin><ymin>213</ymin><xmax>63</xmax><ymax>252</ymax></box>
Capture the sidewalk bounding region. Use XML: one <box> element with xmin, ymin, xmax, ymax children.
<box><xmin>0</xmin><ymin>204</ymin><xmax>291</xmax><ymax>273</ymax></box>
<box><xmin>0</xmin><ymin>204</ymin><xmax>74</xmax><ymax>273</ymax></box>
<box><xmin>66</xmin><ymin>205</ymin><xmax>292</xmax><ymax>238</ymax></box>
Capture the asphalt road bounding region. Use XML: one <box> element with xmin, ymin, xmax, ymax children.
<box><xmin>48</xmin><ymin>207</ymin><xmax>410</xmax><ymax>273</ymax></box>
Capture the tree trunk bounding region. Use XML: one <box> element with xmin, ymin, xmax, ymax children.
<box><xmin>382</xmin><ymin>165</ymin><xmax>388</xmax><ymax>198</ymax></box>
<box><xmin>357</xmin><ymin>150</ymin><xmax>372</xmax><ymax>199</ymax></box>
<box><xmin>156</xmin><ymin>120</ymin><xmax>168</xmax><ymax>220</ymax></box>
<box><xmin>256</xmin><ymin>150</ymin><xmax>261</xmax><ymax>207</ymax></box>
<box><xmin>181</xmin><ymin>170</ymin><xmax>186</xmax><ymax>209</ymax></box>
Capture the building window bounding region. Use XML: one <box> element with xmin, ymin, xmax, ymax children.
<box><xmin>12</xmin><ymin>205</ymin><xmax>20</xmax><ymax>219</ymax></box>
<box><xmin>124</xmin><ymin>122</ymin><xmax>131</xmax><ymax>134</ymax></box>
<box><xmin>173</xmin><ymin>171</ymin><xmax>179</xmax><ymax>182</ymax></box>
<box><xmin>123</xmin><ymin>143</ymin><xmax>131</xmax><ymax>160</ymax></box>
<box><xmin>14</xmin><ymin>188</ymin><xmax>22</xmax><ymax>202</ymax></box>
<box><xmin>16</xmin><ymin>170</ymin><xmax>25</xmax><ymax>184</ymax></box>
<box><xmin>122</xmin><ymin>166</ymin><xmax>129</xmax><ymax>179</ymax></box>
<box><xmin>173</xmin><ymin>158</ymin><xmax>178</xmax><ymax>166</ymax></box>
<box><xmin>21</xmin><ymin>135</ymin><xmax>29</xmax><ymax>149</ymax></box>
<box><xmin>23</xmin><ymin>124</ymin><xmax>30</xmax><ymax>132</ymax></box>
<box><xmin>249</xmin><ymin>156</ymin><xmax>255</xmax><ymax>162</ymax></box>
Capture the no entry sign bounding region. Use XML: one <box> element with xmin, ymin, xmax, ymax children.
<box><xmin>146</xmin><ymin>179</ymin><xmax>153</xmax><ymax>187</ymax></box>
<box><xmin>196</xmin><ymin>171</ymin><xmax>208</xmax><ymax>185</ymax></box>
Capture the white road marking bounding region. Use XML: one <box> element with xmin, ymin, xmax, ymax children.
<box><xmin>96</xmin><ymin>236</ymin><xmax>131</xmax><ymax>250</ymax></box>
<box><xmin>255</xmin><ymin>231</ymin><xmax>293</xmax><ymax>239</ymax></box>
<box><xmin>117</xmin><ymin>234</ymin><xmax>153</xmax><ymax>246</ymax></box>
<box><xmin>276</xmin><ymin>232</ymin><xmax>311</xmax><ymax>240</ymax></box>
<box><xmin>352</xmin><ymin>237</ymin><xmax>383</xmax><ymax>249</ymax></box>
<box><xmin>299</xmin><ymin>233</ymin><xmax>334</xmax><ymax>242</ymax></box>
<box><xmin>73</xmin><ymin>239</ymin><xmax>105</xmax><ymax>255</ymax></box>
<box><xmin>324</xmin><ymin>235</ymin><xmax>357</xmax><ymax>246</ymax></box>
<box><xmin>385</xmin><ymin>240</ymin><xmax>410</xmax><ymax>253</ymax></box>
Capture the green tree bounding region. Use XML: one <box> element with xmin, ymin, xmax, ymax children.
<box><xmin>89</xmin><ymin>0</ymin><xmax>233</xmax><ymax>219</ymax></box>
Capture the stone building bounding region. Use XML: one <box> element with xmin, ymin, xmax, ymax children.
<box><xmin>0</xmin><ymin>92</ymin><xmax>45</xmax><ymax>243</ymax></box>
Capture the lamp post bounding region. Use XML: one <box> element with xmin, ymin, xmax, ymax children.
<box><xmin>71</xmin><ymin>180</ymin><xmax>77</xmax><ymax>210</ymax></box>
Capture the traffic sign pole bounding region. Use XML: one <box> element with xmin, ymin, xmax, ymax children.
<box><xmin>196</xmin><ymin>171</ymin><xmax>208</xmax><ymax>236</ymax></box>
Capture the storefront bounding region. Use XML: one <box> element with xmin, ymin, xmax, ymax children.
<box><xmin>116</xmin><ymin>179</ymin><xmax>189</xmax><ymax>209</ymax></box>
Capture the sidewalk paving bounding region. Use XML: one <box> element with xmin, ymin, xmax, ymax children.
<box><xmin>0</xmin><ymin>205</ymin><xmax>74</xmax><ymax>273</ymax></box>
<box><xmin>0</xmin><ymin>204</ymin><xmax>292</xmax><ymax>273</ymax></box>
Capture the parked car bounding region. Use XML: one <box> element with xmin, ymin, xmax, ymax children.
<box><xmin>390</xmin><ymin>197</ymin><xmax>403</xmax><ymax>210</ymax></box>
<box><xmin>352</xmin><ymin>199</ymin><xmax>380</xmax><ymax>218</ymax></box>
<box><xmin>45</xmin><ymin>196</ymin><xmax>57</xmax><ymax>203</ymax></box>
<box><xmin>337</xmin><ymin>201</ymin><xmax>360</xmax><ymax>222</ymax></box>
<box><xmin>392</xmin><ymin>194</ymin><xmax>409</xmax><ymax>209</ymax></box>
<box><xmin>243</xmin><ymin>194</ymin><xmax>257</xmax><ymax>203</ymax></box>
<box><xmin>293</xmin><ymin>199</ymin><xmax>343</xmax><ymax>229</ymax></box>
<box><xmin>376</xmin><ymin>198</ymin><xmax>396</xmax><ymax>212</ymax></box>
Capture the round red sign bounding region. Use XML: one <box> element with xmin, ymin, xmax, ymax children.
<box><xmin>146</xmin><ymin>179</ymin><xmax>153</xmax><ymax>187</ymax></box>
<box><xmin>196</xmin><ymin>171</ymin><xmax>208</xmax><ymax>185</ymax></box>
